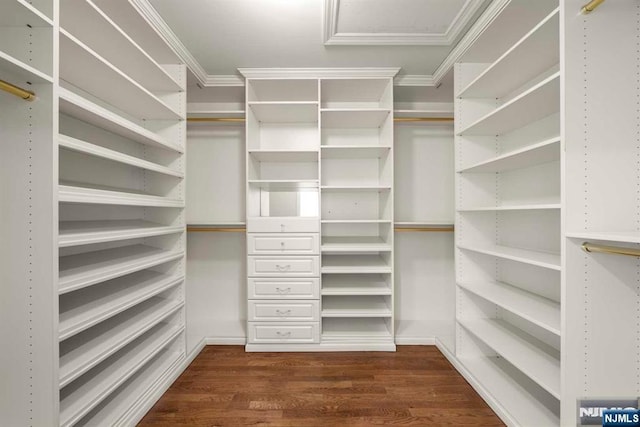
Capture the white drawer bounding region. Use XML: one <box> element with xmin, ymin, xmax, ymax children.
<box><xmin>248</xmin><ymin>233</ymin><xmax>319</xmax><ymax>255</ymax></box>
<box><xmin>247</xmin><ymin>217</ymin><xmax>319</xmax><ymax>233</ymax></box>
<box><xmin>248</xmin><ymin>256</ymin><xmax>319</xmax><ymax>277</ymax></box>
<box><xmin>247</xmin><ymin>322</ymin><xmax>319</xmax><ymax>343</ymax></box>
<box><xmin>248</xmin><ymin>278</ymin><xmax>320</xmax><ymax>299</ymax></box>
<box><xmin>248</xmin><ymin>300</ymin><xmax>319</xmax><ymax>322</ymax></box>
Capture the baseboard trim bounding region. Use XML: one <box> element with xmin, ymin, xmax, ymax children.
<box><xmin>395</xmin><ymin>336</ymin><xmax>436</xmax><ymax>345</ymax></box>
<box><xmin>245</xmin><ymin>342</ymin><xmax>396</xmax><ymax>352</ymax></box>
<box><xmin>434</xmin><ymin>339</ymin><xmax>516</xmax><ymax>427</ymax></box>
<box><xmin>205</xmin><ymin>337</ymin><xmax>246</xmax><ymax>345</ymax></box>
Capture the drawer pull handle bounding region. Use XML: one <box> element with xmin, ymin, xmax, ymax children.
<box><xmin>276</xmin><ymin>331</ymin><xmax>291</xmax><ymax>338</ymax></box>
<box><xmin>276</xmin><ymin>287</ymin><xmax>291</xmax><ymax>294</ymax></box>
<box><xmin>276</xmin><ymin>264</ymin><xmax>291</xmax><ymax>272</ymax></box>
<box><xmin>276</xmin><ymin>309</ymin><xmax>292</xmax><ymax>317</ymax></box>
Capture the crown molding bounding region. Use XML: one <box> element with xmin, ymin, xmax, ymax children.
<box><xmin>323</xmin><ymin>0</ymin><xmax>485</xmax><ymax>46</ymax></box>
<box><xmin>132</xmin><ymin>0</ymin><xmax>209</xmax><ymax>84</ymax></box>
<box><xmin>238</xmin><ymin>67</ymin><xmax>401</xmax><ymax>79</ymax></box>
<box><xmin>432</xmin><ymin>0</ymin><xmax>510</xmax><ymax>84</ymax></box>
<box><xmin>203</xmin><ymin>75</ymin><xmax>245</xmax><ymax>87</ymax></box>
<box><xmin>394</xmin><ymin>75</ymin><xmax>436</xmax><ymax>86</ymax></box>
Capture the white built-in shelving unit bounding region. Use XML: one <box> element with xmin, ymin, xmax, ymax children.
<box><xmin>454</xmin><ymin>2</ymin><xmax>561</xmax><ymax>425</ymax></box>
<box><xmin>1</xmin><ymin>0</ymin><xmax>188</xmax><ymax>424</ymax></box>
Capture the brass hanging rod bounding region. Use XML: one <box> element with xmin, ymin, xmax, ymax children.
<box><xmin>582</xmin><ymin>242</ymin><xmax>640</xmax><ymax>257</ymax></box>
<box><xmin>581</xmin><ymin>0</ymin><xmax>605</xmax><ymax>14</ymax></box>
<box><xmin>187</xmin><ymin>117</ymin><xmax>454</xmax><ymax>123</ymax></box>
<box><xmin>0</xmin><ymin>79</ymin><xmax>35</xmax><ymax>101</ymax></box>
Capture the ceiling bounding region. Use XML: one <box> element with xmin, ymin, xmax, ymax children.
<box><xmin>146</xmin><ymin>0</ymin><xmax>490</xmax><ymax>82</ymax></box>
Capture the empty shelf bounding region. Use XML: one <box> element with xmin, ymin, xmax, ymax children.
<box><xmin>59</xmin><ymin>323</ymin><xmax>182</xmax><ymax>427</ymax></box>
<box><xmin>59</xmin><ymin>245</ymin><xmax>184</xmax><ymax>294</ymax></box>
<box><xmin>248</xmin><ymin>149</ymin><xmax>318</xmax><ymax>162</ymax></box>
<box><xmin>321</xmin><ymin>219</ymin><xmax>391</xmax><ymax>224</ymax></box>
<box><xmin>566</xmin><ymin>231</ymin><xmax>640</xmax><ymax>244</ymax></box>
<box><xmin>458</xmin><ymin>137</ymin><xmax>560</xmax><ymax>173</ymax></box>
<box><xmin>59</xmin><ymin>29</ymin><xmax>181</xmax><ymax>120</ymax></box>
<box><xmin>459</xmin><ymin>72</ymin><xmax>559</xmax><ymax>136</ymax></box>
<box><xmin>248</xmin><ymin>180</ymin><xmax>319</xmax><ymax>190</ymax></box>
<box><xmin>59</xmin><ymin>183</ymin><xmax>184</xmax><ymax>208</ymax></box>
<box><xmin>59</xmin><ymin>88</ymin><xmax>182</xmax><ymax>153</ymax></box>
<box><xmin>59</xmin><ymin>220</ymin><xmax>184</xmax><ymax>247</ymax></box>
<box><xmin>59</xmin><ymin>297</ymin><xmax>182</xmax><ymax>388</ymax></box>
<box><xmin>322</xmin><ymin>275</ymin><xmax>391</xmax><ymax>295</ymax></box>
<box><xmin>458</xmin><ymin>356</ymin><xmax>559</xmax><ymax>426</ymax></box>
<box><xmin>321</xmin><ymin>146</ymin><xmax>391</xmax><ymax>159</ymax></box>
<box><xmin>457</xmin><ymin>243</ymin><xmax>560</xmax><ymax>271</ymax></box>
<box><xmin>60</xmin><ymin>0</ymin><xmax>181</xmax><ymax>92</ymax></box>
<box><xmin>459</xmin><ymin>204</ymin><xmax>560</xmax><ymax>212</ymax></box>
<box><xmin>322</xmin><ymin>318</ymin><xmax>392</xmax><ymax>340</ymax></box>
<box><xmin>458</xmin><ymin>280</ymin><xmax>560</xmax><ymax>336</ymax></box>
<box><xmin>249</xmin><ymin>102</ymin><xmax>318</xmax><ymax>123</ymax></box>
<box><xmin>321</xmin><ymin>236</ymin><xmax>391</xmax><ymax>253</ymax></box>
<box><xmin>73</xmin><ymin>348</ymin><xmax>183</xmax><ymax>427</ymax></box>
<box><xmin>322</xmin><ymin>255</ymin><xmax>391</xmax><ymax>273</ymax></box>
<box><xmin>321</xmin><ymin>185</ymin><xmax>391</xmax><ymax>192</ymax></box>
<box><xmin>58</xmin><ymin>134</ymin><xmax>184</xmax><ymax>179</ymax></box>
<box><xmin>458</xmin><ymin>9</ymin><xmax>559</xmax><ymax>99</ymax></box>
<box><xmin>459</xmin><ymin>318</ymin><xmax>560</xmax><ymax>399</ymax></box>
<box><xmin>0</xmin><ymin>49</ymin><xmax>52</xmax><ymax>84</ymax></box>
<box><xmin>321</xmin><ymin>109</ymin><xmax>390</xmax><ymax>128</ymax></box>
<box><xmin>1</xmin><ymin>0</ymin><xmax>52</xmax><ymax>27</ymax></box>
<box><xmin>59</xmin><ymin>271</ymin><xmax>183</xmax><ymax>340</ymax></box>
<box><xmin>322</xmin><ymin>296</ymin><xmax>392</xmax><ymax>317</ymax></box>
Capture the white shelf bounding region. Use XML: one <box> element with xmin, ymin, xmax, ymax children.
<box><xmin>59</xmin><ymin>296</ymin><xmax>182</xmax><ymax>388</ymax></box>
<box><xmin>73</xmin><ymin>348</ymin><xmax>183</xmax><ymax>427</ymax></box>
<box><xmin>58</xmin><ymin>271</ymin><xmax>182</xmax><ymax>340</ymax></box>
<box><xmin>248</xmin><ymin>180</ymin><xmax>319</xmax><ymax>190</ymax></box>
<box><xmin>322</xmin><ymin>255</ymin><xmax>391</xmax><ymax>274</ymax></box>
<box><xmin>0</xmin><ymin>49</ymin><xmax>53</xmax><ymax>84</ymax></box>
<box><xmin>458</xmin><ymin>280</ymin><xmax>560</xmax><ymax>336</ymax></box>
<box><xmin>59</xmin><ymin>245</ymin><xmax>184</xmax><ymax>295</ymax></box>
<box><xmin>60</xmin><ymin>0</ymin><xmax>181</xmax><ymax>92</ymax></box>
<box><xmin>458</xmin><ymin>356</ymin><xmax>559</xmax><ymax>425</ymax></box>
<box><xmin>322</xmin><ymin>318</ymin><xmax>392</xmax><ymax>339</ymax></box>
<box><xmin>188</xmin><ymin>110</ymin><xmax>245</xmax><ymax>119</ymax></box>
<box><xmin>58</xmin><ymin>134</ymin><xmax>183</xmax><ymax>179</ymax></box>
<box><xmin>321</xmin><ymin>109</ymin><xmax>390</xmax><ymax>128</ymax></box>
<box><xmin>321</xmin><ymin>185</ymin><xmax>391</xmax><ymax>192</ymax></box>
<box><xmin>249</xmin><ymin>102</ymin><xmax>318</xmax><ymax>123</ymax></box>
<box><xmin>322</xmin><ymin>219</ymin><xmax>392</xmax><ymax>224</ymax></box>
<box><xmin>459</xmin><ymin>318</ymin><xmax>560</xmax><ymax>399</ymax></box>
<box><xmin>322</xmin><ymin>236</ymin><xmax>391</xmax><ymax>253</ymax></box>
<box><xmin>458</xmin><ymin>204</ymin><xmax>560</xmax><ymax>212</ymax></box>
<box><xmin>458</xmin><ymin>9</ymin><xmax>559</xmax><ymax>99</ymax></box>
<box><xmin>322</xmin><ymin>275</ymin><xmax>391</xmax><ymax>295</ymax></box>
<box><xmin>59</xmin><ymin>29</ymin><xmax>181</xmax><ymax>120</ymax></box>
<box><xmin>457</xmin><ymin>243</ymin><xmax>560</xmax><ymax>271</ymax></box>
<box><xmin>394</xmin><ymin>109</ymin><xmax>453</xmax><ymax>119</ymax></box>
<box><xmin>566</xmin><ymin>231</ymin><xmax>640</xmax><ymax>244</ymax></box>
<box><xmin>59</xmin><ymin>323</ymin><xmax>182</xmax><ymax>427</ymax></box>
<box><xmin>1</xmin><ymin>0</ymin><xmax>52</xmax><ymax>27</ymax></box>
<box><xmin>322</xmin><ymin>296</ymin><xmax>392</xmax><ymax>318</ymax></box>
<box><xmin>459</xmin><ymin>72</ymin><xmax>560</xmax><ymax>136</ymax></box>
<box><xmin>59</xmin><ymin>88</ymin><xmax>182</xmax><ymax>153</ymax></box>
<box><xmin>458</xmin><ymin>137</ymin><xmax>560</xmax><ymax>173</ymax></box>
<box><xmin>321</xmin><ymin>146</ymin><xmax>390</xmax><ymax>159</ymax></box>
<box><xmin>248</xmin><ymin>150</ymin><xmax>318</xmax><ymax>162</ymax></box>
<box><xmin>59</xmin><ymin>183</ymin><xmax>184</xmax><ymax>208</ymax></box>
<box><xmin>59</xmin><ymin>220</ymin><xmax>183</xmax><ymax>248</ymax></box>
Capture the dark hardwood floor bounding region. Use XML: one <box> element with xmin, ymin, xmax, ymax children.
<box><xmin>139</xmin><ymin>345</ymin><xmax>504</xmax><ymax>426</ymax></box>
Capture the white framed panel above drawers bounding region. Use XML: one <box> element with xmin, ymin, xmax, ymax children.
<box><xmin>248</xmin><ymin>233</ymin><xmax>319</xmax><ymax>255</ymax></box>
<box><xmin>248</xmin><ymin>255</ymin><xmax>320</xmax><ymax>277</ymax></box>
<box><xmin>247</xmin><ymin>322</ymin><xmax>320</xmax><ymax>343</ymax></box>
<box><xmin>248</xmin><ymin>277</ymin><xmax>320</xmax><ymax>299</ymax></box>
<box><xmin>248</xmin><ymin>300</ymin><xmax>320</xmax><ymax>322</ymax></box>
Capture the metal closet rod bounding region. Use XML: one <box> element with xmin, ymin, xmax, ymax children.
<box><xmin>187</xmin><ymin>117</ymin><xmax>454</xmax><ymax>123</ymax></box>
<box><xmin>187</xmin><ymin>225</ymin><xmax>454</xmax><ymax>233</ymax></box>
<box><xmin>581</xmin><ymin>0</ymin><xmax>605</xmax><ymax>14</ymax></box>
<box><xmin>582</xmin><ymin>242</ymin><xmax>640</xmax><ymax>257</ymax></box>
<box><xmin>0</xmin><ymin>79</ymin><xmax>36</xmax><ymax>101</ymax></box>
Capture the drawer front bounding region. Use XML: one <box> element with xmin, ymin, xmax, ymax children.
<box><xmin>248</xmin><ymin>234</ymin><xmax>319</xmax><ymax>255</ymax></box>
<box><xmin>248</xmin><ymin>301</ymin><xmax>319</xmax><ymax>322</ymax></box>
<box><xmin>248</xmin><ymin>256</ymin><xmax>319</xmax><ymax>277</ymax></box>
<box><xmin>247</xmin><ymin>217</ymin><xmax>320</xmax><ymax>233</ymax></box>
<box><xmin>249</xmin><ymin>278</ymin><xmax>319</xmax><ymax>299</ymax></box>
<box><xmin>248</xmin><ymin>322</ymin><xmax>319</xmax><ymax>343</ymax></box>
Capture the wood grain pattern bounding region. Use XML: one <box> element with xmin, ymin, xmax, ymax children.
<box><xmin>139</xmin><ymin>346</ymin><xmax>504</xmax><ymax>426</ymax></box>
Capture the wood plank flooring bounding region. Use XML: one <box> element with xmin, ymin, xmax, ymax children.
<box><xmin>139</xmin><ymin>345</ymin><xmax>504</xmax><ymax>426</ymax></box>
